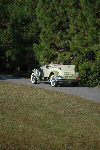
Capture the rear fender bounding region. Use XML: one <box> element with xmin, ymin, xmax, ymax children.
<box><xmin>49</xmin><ymin>71</ymin><xmax>59</xmax><ymax>80</ymax></box>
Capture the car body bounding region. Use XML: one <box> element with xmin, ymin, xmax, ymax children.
<box><xmin>31</xmin><ymin>61</ymin><xmax>81</xmax><ymax>87</ymax></box>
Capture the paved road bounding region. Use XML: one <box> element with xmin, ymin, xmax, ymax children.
<box><xmin>0</xmin><ymin>76</ymin><xmax>100</xmax><ymax>103</ymax></box>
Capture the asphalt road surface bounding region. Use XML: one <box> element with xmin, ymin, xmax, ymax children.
<box><xmin>0</xmin><ymin>76</ymin><xmax>100</xmax><ymax>103</ymax></box>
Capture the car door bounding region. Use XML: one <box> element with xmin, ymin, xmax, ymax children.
<box><xmin>43</xmin><ymin>66</ymin><xmax>50</xmax><ymax>77</ymax></box>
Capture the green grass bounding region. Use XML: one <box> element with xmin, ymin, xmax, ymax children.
<box><xmin>0</xmin><ymin>81</ymin><xmax>100</xmax><ymax>150</ymax></box>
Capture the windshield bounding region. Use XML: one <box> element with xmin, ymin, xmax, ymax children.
<box><xmin>43</xmin><ymin>61</ymin><xmax>51</xmax><ymax>66</ymax></box>
<box><xmin>43</xmin><ymin>61</ymin><xmax>61</xmax><ymax>66</ymax></box>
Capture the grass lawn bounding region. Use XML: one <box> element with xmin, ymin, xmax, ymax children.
<box><xmin>0</xmin><ymin>81</ymin><xmax>100</xmax><ymax>150</ymax></box>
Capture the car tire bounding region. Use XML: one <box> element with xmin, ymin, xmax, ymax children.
<box><xmin>31</xmin><ymin>73</ymin><xmax>37</xmax><ymax>84</ymax></box>
<box><xmin>36</xmin><ymin>69</ymin><xmax>42</xmax><ymax>80</ymax></box>
<box><xmin>50</xmin><ymin>75</ymin><xmax>58</xmax><ymax>87</ymax></box>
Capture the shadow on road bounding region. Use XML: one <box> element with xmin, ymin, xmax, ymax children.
<box><xmin>0</xmin><ymin>75</ymin><xmax>95</xmax><ymax>88</ymax></box>
<box><xmin>37</xmin><ymin>81</ymin><xmax>95</xmax><ymax>88</ymax></box>
<box><xmin>0</xmin><ymin>76</ymin><xmax>21</xmax><ymax>80</ymax></box>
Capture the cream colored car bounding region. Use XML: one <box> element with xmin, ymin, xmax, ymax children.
<box><xmin>31</xmin><ymin>61</ymin><xmax>81</xmax><ymax>87</ymax></box>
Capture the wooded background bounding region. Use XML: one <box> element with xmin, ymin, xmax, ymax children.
<box><xmin>0</xmin><ymin>0</ymin><xmax>100</xmax><ymax>85</ymax></box>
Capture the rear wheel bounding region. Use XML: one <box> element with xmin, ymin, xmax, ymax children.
<box><xmin>50</xmin><ymin>75</ymin><xmax>58</xmax><ymax>87</ymax></box>
<box><xmin>31</xmin><ymin>73</ymin><xmax>37</xmax><ymax>84</ymax></box>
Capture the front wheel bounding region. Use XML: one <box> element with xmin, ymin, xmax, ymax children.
<box><xmin>50</xmin><ymin>75</ymin><xmax>58</xmax><ymax>87</ymax></box>
<box><xmin>31</xmin><ymin>73</ymin><xmax>37</xmax><ymax>84</ymax></box>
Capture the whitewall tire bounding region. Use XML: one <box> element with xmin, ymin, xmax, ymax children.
<box><xmin>31</xmin><ymin>73</ymin><xmax>37</xmax><ymax>84</ymax></box>
<box><xmin>50</xmin><ymin>75</ymin><xmax>58</xmax><ymax>87</ymax></box>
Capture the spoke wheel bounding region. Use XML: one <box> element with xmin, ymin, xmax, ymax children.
<box><xmin>50</xmin><ymin>75</ymin><xmax>58</xmax><ymax>87</ymax></box>
<box><xmin>31</xmin><ymin>74</ymin><xmax>37</xmax><ymax>84</ymax></box>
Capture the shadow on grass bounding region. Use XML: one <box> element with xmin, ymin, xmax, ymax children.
<box><xmin>13</xmin><ymin>72</ymin><xmax>31</xmax><ymax>78</ymax></box>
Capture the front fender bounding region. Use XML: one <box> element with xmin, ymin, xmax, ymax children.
<box><xmin>32</xmin><ymin>69</ymin><xmax>36</xmax><ymax>74</ymax></box>
<box><xmin>31</xmin><ymin>69</ymin><xmax>38</xmax><ymax>78</ymax></box>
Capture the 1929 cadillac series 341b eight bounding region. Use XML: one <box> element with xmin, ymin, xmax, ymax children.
<box><xmin>31</xmin><ymin>61</ymin><xmax>81</xmax><ymax>87</ymax></box>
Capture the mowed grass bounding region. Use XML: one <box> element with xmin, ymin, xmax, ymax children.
<box><xmin>0</xmin><ymin>81</ymin><xmax>100</xmax><ymax>150</ymax></box>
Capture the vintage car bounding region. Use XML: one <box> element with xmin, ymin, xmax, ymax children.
<box><xmin>31</xmin><ymin>61</ymin><xmax>81</xmax><ymax>87</ymax></box>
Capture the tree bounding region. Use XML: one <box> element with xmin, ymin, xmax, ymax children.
<box><xmin>0</xmin><ymin>0</ymin><xmax>40</xmax><ymax>72</ymax></box>
<box><xmin>8</xmin><ymin>0</ymin><xmax>40</xmax><ymax>71</ymax></box>
<box><xmin>36</xmin><ymin>0</ymin><xmax>71</xmax><ymax>64</ymax></box>
<box><xmin>67</xmin><ymin>0</ymin><xmax>100</xmax><ymax>85</ymax></box>
<box><xmin>0</xmin><ymin>0</ymin><xmax>12</xmax><ymax>72</ymax></box>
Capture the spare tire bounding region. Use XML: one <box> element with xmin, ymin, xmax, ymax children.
<box><xmin>36</xmin><ymin>68</ymin><xmax>42</xmax><ymax>80</ymax></box>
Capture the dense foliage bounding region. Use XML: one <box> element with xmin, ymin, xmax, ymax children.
<box><xmin>0</xmin><ymin>0</ymin><xmax>100</xmax><ymax>85</ymax></box>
